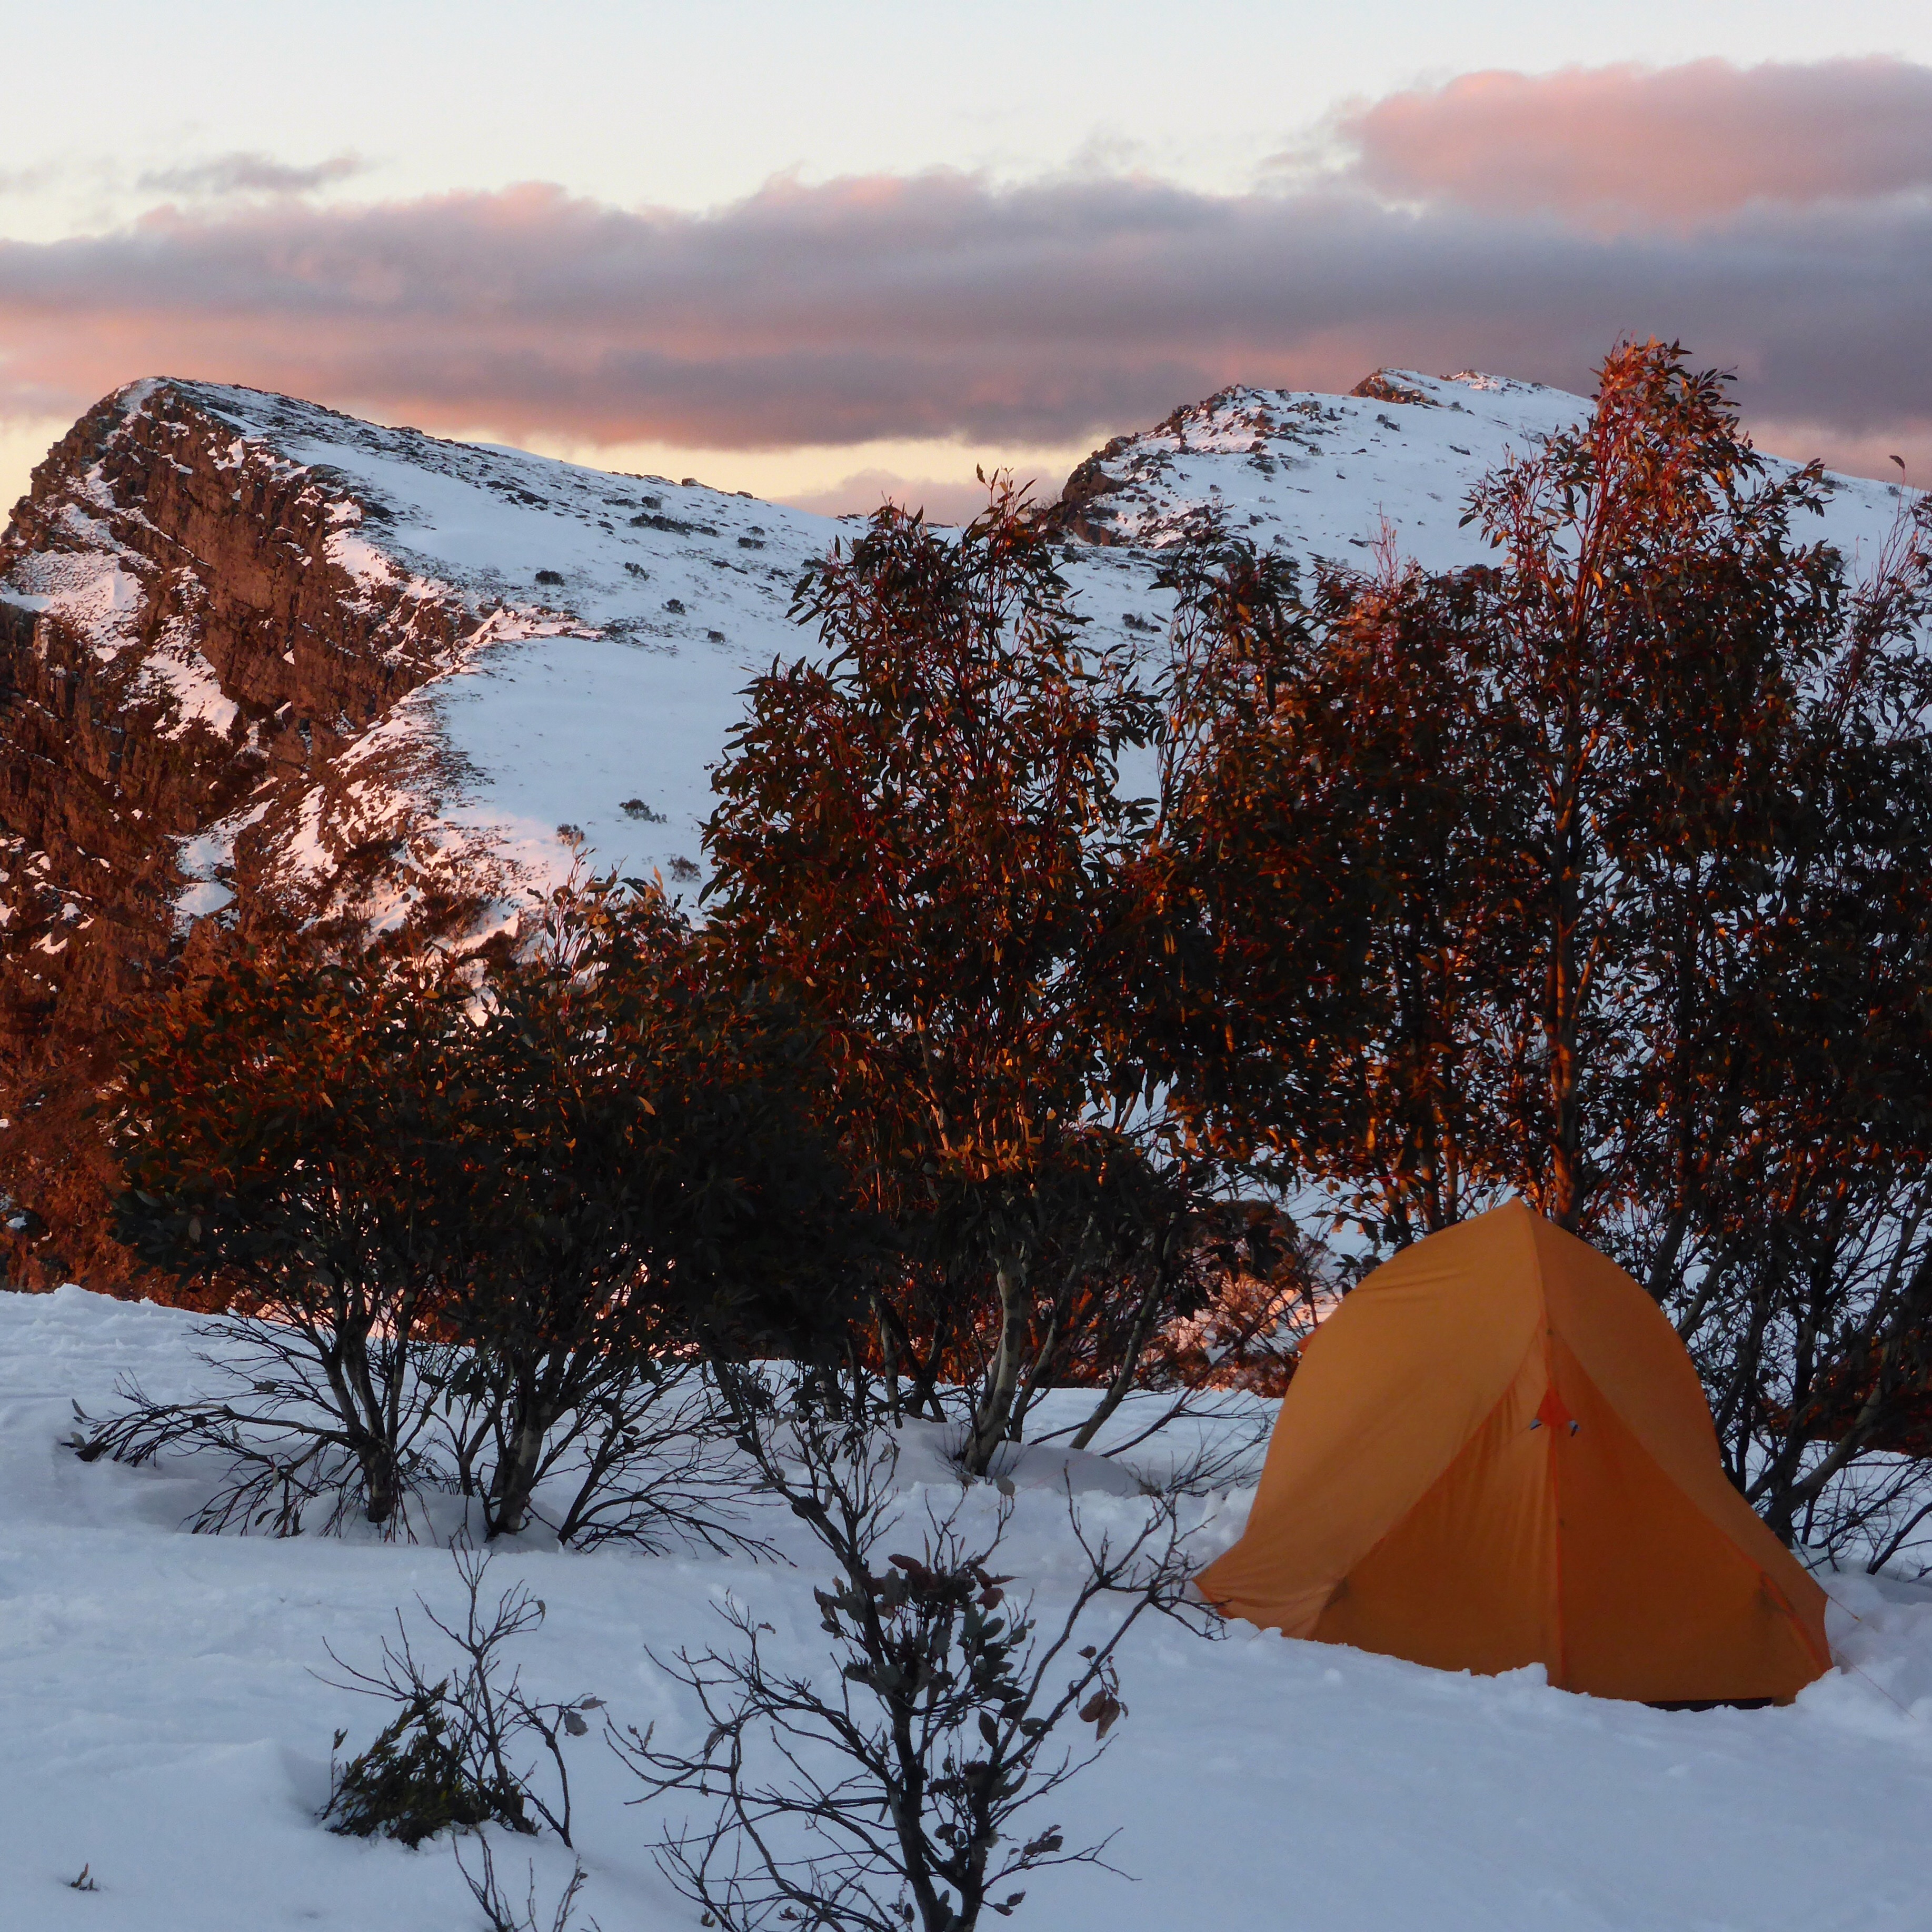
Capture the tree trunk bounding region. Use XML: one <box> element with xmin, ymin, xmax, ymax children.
<box><xmin>963</xmin><ymin>1253</ymin><xmax>1029</xmax><ymax>1477</ymax></box>
<box><xmin>357</xmin><ymin>1436</ymin><xmax>400</xmax><ymax>1525</ymax></box>
<box><xmin>488</xmin><ymin>1408</ymin><xmax>552</xmax><ymax>1538</ymax></box>
<box><xmin>1068</xmin><ymin>1263</ymin><xmax>1173</xmax><ymax>1452</ymax></box>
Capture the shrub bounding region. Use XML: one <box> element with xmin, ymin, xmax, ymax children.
<box><xmin>80</xmin><ymin>875</ymin><xmax>870</xmax><ymax>1548</ymax></box>
<box><xmin>82</xmin><ymin>935</ymin><xmax>476</xmax><ymax>1530</ymax></box>
<box><xmin>618</xmin><ymin>1369</ymin><xmax>1209</xmax><ymax>1932</ymax></box>
<box><xmin>323</xmin><ymin>1543</ymin><xmax>599</xmax><ymax>1849</ymax></box>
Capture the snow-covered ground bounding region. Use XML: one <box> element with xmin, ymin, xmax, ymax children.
<box><xmin>4</xmin><ymin>1286</ymin><xmax>1930</xmax><ymax>1932</ymax></box>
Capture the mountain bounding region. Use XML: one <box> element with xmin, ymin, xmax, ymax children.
<box><xmin>0</xmin><ymin>371</ymin><xmax>1911</xmax><ymax>1288</ymax></box>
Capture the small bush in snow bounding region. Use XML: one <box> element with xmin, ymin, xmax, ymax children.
<box><xmin>322</xmin><ymin>1543</ymin><xmax>600</xmax><ymax>1849</ymax></box>
<box><xmin>454</xmin><ymin>1837</ymin><xmax>593</xmax><ymax>1932</ymax></box>
<box><xmin>617</xmin><ymin>1370</ymin><xmax>1209</xmax><ymax>1932</ymax></box>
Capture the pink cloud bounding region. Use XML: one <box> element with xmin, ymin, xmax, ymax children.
<box><xmin>0</xmin><ymin>68</ymin><xmax>1927</xmax><ymax>488</ymax></box>
<box><xmin>778</xmin><ymin>468</ymin><xmax>1021</xmax><ymax>524</ymax></box>
<box><xmin>1342</xmin><ymin>58</ymin><xmax>1932</xmax><ymax>221</ymax></box>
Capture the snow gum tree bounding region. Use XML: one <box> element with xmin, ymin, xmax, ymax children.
<box><xmin>702</xmin><ymin>483</ymin><xmax>1173</xmax><ymax>1475</ymax></box>
<box><xmin>89</xmin><ymin>878</ymin><xmax>870</xmax><ymax>1541</ymax></box>
<box><xmin>101</xmin><ymin>934</ymin><xmax>476</xmax><ymax>1528</ymax></box>
<box><xmin>442</xmin><ymin>874</ymin><xmax>868</xmax><ymax>1539</ymax></box>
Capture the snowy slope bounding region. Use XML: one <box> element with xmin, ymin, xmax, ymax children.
<box><xmin>132</xmin><ymin>370</ymin><xmax>1924</xmax><ymax>927</ymax></box>
<box><xmin>1058</xmin><ymin>370</ymin><xmax>1914</xmax><ymax>573</ymax></box>
<box><xmin>2</xmin><ymin>1288</ymin><xmax>1930</xmax><ymax>1932</ymax></box>
<box><xmin>127</xmin><ymin>385</ymin><xmax>855</xmax><ymax>916</ymax></box>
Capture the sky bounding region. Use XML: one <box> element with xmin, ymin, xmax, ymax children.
<box><xmin>2</xmin><ymin>0</ymin><xmax>1930</xmax><ymax>519</ymax></box>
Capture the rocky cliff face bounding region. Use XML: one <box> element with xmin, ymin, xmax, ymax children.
<box><xmin>0</xmin><ymin>382</ymin><xmax>487</xmax><ymax>1284</ymax></box>
<box><xmin>2</xmin><ymin>370</ymin><xmax>1909</xmax><ymax>1292</ymax></box>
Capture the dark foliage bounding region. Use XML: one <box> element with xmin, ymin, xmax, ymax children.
<box><xmin>326</xmin><ymin>1691</ymin><xmax>528</xmax><ymax>1848</ymax></box>
<box><xmin>323</xmin><ymin>1542</ymin><xmax>600</xmax><ymax>1849</ymax></box>
<box><xmin>81</xmin><ymin>875</ymin><xmax>869</xmax><ymax>1546</ymax></box>
<box><xmin>703</xmin><ymin>480</ymin><xmax>1208</xmax><ymax>1473</ymax></box>
<box><xmin>428</xmin><ymin>873</ymin><xmax>868</xmax><ymax>1539</ymax></box>
<box><xmin>92</xmin><ymin>936</ymin><xmax>474</xmax><ymax>1528</ymax></box>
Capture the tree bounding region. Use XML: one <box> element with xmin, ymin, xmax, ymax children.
<box><xmin>1131</xmin><ymin>340</ymin><xmax>1932</xmax><ymax>1550</ymax></box>
<box><xmin>82</xmin><ymin>877</ymin><xmax>871</xmax><ymax>1546</ymax></box>
<box><xmin>439</xmin><ymin>874</ymin><xmax>865</xmax><ymax>1541</ymax></box>
<box><xmin>703</xmin><ymin>484</ymin><xmax>1188</xmax><ymax>1475</ymax></box>
<box><xmin>87</xmin><ymin>932</ymin><xmax>474</xmax><ymax>1529</ymax></box>
<box><xmin>1456</xmin><ymin>342</ymin><xmax>1856</xmax><ymax>1233</ymax></box>
<box><xmin>1647</xmin><ymin>511</ymin><xmax>1932</xmax><ymax>1547</ymax></box>
<box><xmin>1109</xmin><ymin>532</ymin><xmax>1513</xmax><ymax>1250</ymax></box>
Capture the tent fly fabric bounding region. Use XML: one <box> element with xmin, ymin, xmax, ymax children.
<box><xmin>1196</xmin><ymin>1201</ymin><xmax>1831</xmax><ymax>1705</ymax></box>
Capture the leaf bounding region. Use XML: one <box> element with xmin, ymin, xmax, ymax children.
<box><xmin>978</xmin><ymin>1711</ymin><xmax>1000</xmax><ymax>1747</ymax></box>
<box><xmin>562</xmin><ymin>1709</ymin><xmax>588</xmax><ymax>1736</ymax></box>
<box><xmin>1079</xmin><ymin>1687</ymin><xmax>1124</xmax><ymax>1737</ymax></box>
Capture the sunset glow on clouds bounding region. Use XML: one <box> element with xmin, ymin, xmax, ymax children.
<box><xmin>1339</xmin><ymin>58</ymin><xmax>1932</xmax><ymax>220</ymax></box>
<box><xmin>1</xmin><ymin>55</ymin><xmax>1928</xmax><ymax>504</ymax></box>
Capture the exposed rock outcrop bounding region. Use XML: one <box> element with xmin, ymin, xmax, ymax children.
<box><xmin>0</xmin><ymin>382</ymin><xmax>485</xmax><ymax>1287</ymax></box>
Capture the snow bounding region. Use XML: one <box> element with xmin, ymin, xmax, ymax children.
<box><xmin>0</xmin><ymin>545</ymin><xmax>149</xmax><ymax>659</ymax></box>
<box><xmin>172</xmin><ymin>825</ymin><xmax>240</xmax><ymax>923</ymax></box>
<box><xmin>137</xmin><ymin>633</ymin><xmax>242</xmax><ymax>743</ymax></box>
<box><xmin>1061</xmin><ymin>372</ymin><xmax>1917</xmax><ymax>577</ymax></box>
<box><xmin>3</xmin><ymin>1286</ymin><xmax>1929</xmax><ymax>1932</ymax></box>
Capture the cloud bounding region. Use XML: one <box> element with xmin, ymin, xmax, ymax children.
<box><xmin>0</xmin><ymin>64</ymin><xmax>1926</xmax><ymax>484</ymax></box>
<box><xmin>134</xmin><ymin>152</ymin><xmax>367</xmax><ymax>197</ymax></box>
<box><xmin>777</xmin><ymin>467</ymin><xmax>1019</xmax><ymax>524</ymax></box>
<box><xmin>1339</xmin><ymin>58</ymin><xmax>1932</xmax><ymax>221</ymax></box>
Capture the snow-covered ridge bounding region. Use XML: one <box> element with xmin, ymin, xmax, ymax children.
<box><xmin>1054</xmin><ymin>370</ymin><xmax>1581</xmax><ymax>564</ymax></box>
<box><xmin>1054</xmin><ymin>369</ymin><xmax>1915</xmax><ymax>573</ymax></box>
<box><xmin>2</xmin><ymin>368</ymin><xmax>1916</xmax><ymax>942</ymax></box>
<box><xmin>132</xmin><ymin>382</ymin><xmax>859</xmax><ymax>918</ymax></box>
<box><xmin>157</xmin><ymin>372</ymin><xmax>1923</xmax><ymax>924</ymax></box>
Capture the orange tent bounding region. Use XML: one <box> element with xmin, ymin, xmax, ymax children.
<box><xmin>1196</xmin><ymin>1200</ymin><xmax>1831</xmax><ymax>1704</ymax></box>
